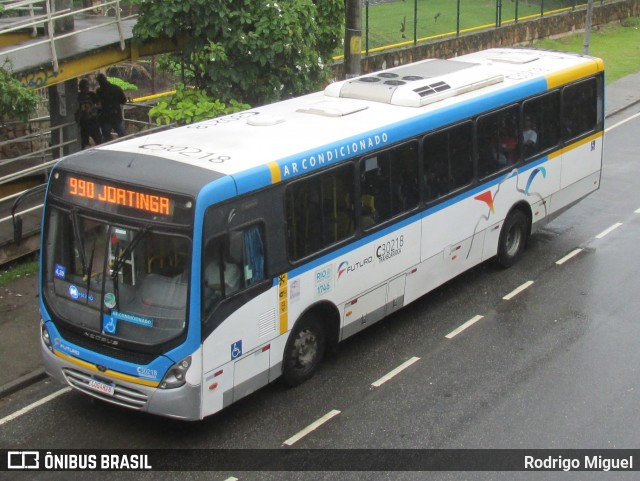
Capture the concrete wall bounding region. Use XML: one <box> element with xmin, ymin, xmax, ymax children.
<box><xmin>336</xmin><ymin>0</ymin><xmax>640</xmax><ymax>76</ymax></box>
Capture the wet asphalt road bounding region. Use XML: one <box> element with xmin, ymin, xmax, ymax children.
<box><xmin>1</xmin><ymin>105</ymin><xmax>640</xmax><ymax>481</ymax></box>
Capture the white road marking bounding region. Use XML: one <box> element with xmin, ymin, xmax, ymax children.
<box><xmin>445</xmin><ymin>315</ymin><xmax>484</xmax><ymax>339</ymax></box>
<box><xmin>282</xmin><ymin>409</ymin><xmax>341</xmax><ymax>446</ymax></box>
<box><xmin>0</xmin><ymin>387</ymin><xmax>71</xmax><ymax>427</ymax></box>
<box><xmin>595</xmin><ymin>222</ymin><xmax>623</xmax><ymax>239</ymax></box>
<box><xmin>223</xmin><ymin>478</ymin><xmax>239</xmax><ymax>481</ymax></box>
<box><xmin>371</xmin><ymin>357</ymin><xmax>421</xmax><ymax>388</ymax></box>
<box><xmin>502</xmin><ymin>280</ymin><xmax>534</xmax><ymax>300</ymax></box>
<box><xmin>605</xmin><ymin>112</ymin><xmax>640</xmax><ymax>133</ymax></box>
<box><xmin>556</xmin><ymin>248</ymin><xmax>583</xmax><ymax>265</ymax></box>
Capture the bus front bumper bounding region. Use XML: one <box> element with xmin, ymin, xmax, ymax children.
<box><xmin>41</xmin><ymin>339</ymin><xmax>202</xmax><ymax>421</ymax></box>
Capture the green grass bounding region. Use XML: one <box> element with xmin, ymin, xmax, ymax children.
<box><xmin>0</xmin><ymin>259</ymin><xmax>38</xmax><ymax>287</ymax></box>
<box><xmin>533</xmin><ymin>17</ymin><xmax>640</xmax><ymax>83</ymax></box>
<box><xmin>364</xmin><ymin>0</ymin><xmax>571</xmax><ymax>51</ymax></box>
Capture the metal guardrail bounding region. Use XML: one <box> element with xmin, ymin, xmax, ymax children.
<box><xmin>0</xmin><ymin>0</ymin><xmax>135</xmax><ymax>71</ymax></box>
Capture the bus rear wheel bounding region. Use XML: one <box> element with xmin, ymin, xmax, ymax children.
<box><xmin>497</xmin><ymin>209</ymin><xmax>529</xmax><ymax>268</ymax></box>
<box><xmin>283</xmin><ymin>315</ymin><xmax>326</xmax><ymax>387</ymax></box>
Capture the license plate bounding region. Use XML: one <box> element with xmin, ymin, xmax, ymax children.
<box><xmin>88</xmin><ymin>379</ymin><xmax>115</xmax><ymax>396</ymax></box>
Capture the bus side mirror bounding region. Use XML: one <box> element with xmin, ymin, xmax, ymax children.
<box><xmin>13</xmin><ymin>215</ymin><xmax>23</xmax><ymax>246</ymax></box>
<box><xmin>10</xmin><ymin>183</ymin><xmax>47</xmax><ymax>247</ymax></box>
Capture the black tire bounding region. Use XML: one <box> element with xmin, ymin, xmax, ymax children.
<box><xmin>497</xmin><ymin>209</ymin><xmax>529</xmax><ymax>268</ymax></box>
<box><xmin>282</xmin><ymin>314</ymin><xmax>326</xmax><ymax>387</ymax></box>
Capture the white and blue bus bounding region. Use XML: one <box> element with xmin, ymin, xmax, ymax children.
<box><xmin>38</xmin><ymin>48</ymin><xmax>604</xmax><ymax>419</ymax></box>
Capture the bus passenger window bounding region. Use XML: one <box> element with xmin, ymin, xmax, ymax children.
<box><xmin>423</xmin><ymin>122</ymin><xmax>472</xmax><ymax>202</ymax></box>
<box><xmin>360</xmin><ymin>141</ymin><xmax>419</xmax><ymax>229</ymax></box>
<box><xmin>477</xmin><ymin>106</ymin><xmax>519</xmax><ymax>178</ymax></box>
<box><xmin>285</xmin><ymin>165</ymin><xmax>355</xmax><ymax>261</ymax></box>
<box><xmin>562</xmin><ymin>78</ymin><xmax>597</xmax><ymax>141</ymax></box>
<box><xmin>522</xmin><ymin>91</ymin><xmax>560</xmax><ymax>159</ymax></box>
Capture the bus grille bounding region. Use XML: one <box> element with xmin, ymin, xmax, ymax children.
<box><xmin>62</xmin><ymin>368</ymin><xmax>149</xmax><ymax>410</ymax></box>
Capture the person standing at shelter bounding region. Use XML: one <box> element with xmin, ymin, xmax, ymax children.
<box><xmin>96</xmin><ymin>73</ymin><xmax>127</xmax><ymax>140</ymax></box>
<box><xmin>75</xmin><ymin>78</ymin><xmax>102</xmax><ymax>149</ymax></box>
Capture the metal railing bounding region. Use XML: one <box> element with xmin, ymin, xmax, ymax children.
<box><xmin>0</xmin><ymin>0</ymin><xmax>135</xmax><ymax>71</ymax></box>
<box><xmin>358</xmin><ymin>0</ymin><xmax>608</xmax><ymax>55</ymax></box>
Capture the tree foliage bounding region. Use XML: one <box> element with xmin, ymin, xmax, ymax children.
<box><xmin>0</xmin><ymin>62</ymin><xmax>39</xmax><ymax>124</ymax></box>
<box><xmin>148</xmin><ymin>84</ymin><xmax>249</xmax><ymax>125</ymax></box>
<box><xmin>133</xmin><ymin>0</ymin><xmax>344</xmax><ymax>106</ymax></box>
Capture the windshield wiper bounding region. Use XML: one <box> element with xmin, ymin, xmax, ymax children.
<box><xmin>110</xmin><ymin>225</ymin><xmax>150</xmax><ymax>280</ymax></box>
<box><xmin>109</xmin><ymin>225</ymin><xmax>150</xmax><ymax>310</ymax></box>
<box><xmin>84</xmin><ymin>239</ymin><xmax>96</xmax><ymax>304</ymax></box>
<box><xmin>70</xmin><ymin>208</ymin><xmax>88</xmax><ymax>279</ymax></box>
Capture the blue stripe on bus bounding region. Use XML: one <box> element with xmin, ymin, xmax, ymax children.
<box><xmin>286</xmin><ymin>154</ymin><xmax>550</xmax><ymax>280</ymax></box>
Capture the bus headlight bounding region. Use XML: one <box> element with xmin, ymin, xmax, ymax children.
<box><xmin>159</xmin><ymin>356</ymin><xmax>192</xmax><ymax>389</ymax></box>
<box><xmin>41</xmin><ymin>322</ymin><xmax>52</xmax><ymax>350</ymax></box>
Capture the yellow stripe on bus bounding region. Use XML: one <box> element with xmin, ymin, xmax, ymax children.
<box><xmin>548</xmin><ymin>131</ymin><xmax>603</xmax><ymax>160</ymax></box>
<box><xmin>53</xmin><ymin>350</ymin><xmax>160</xmax><ymax>388</ymax></box>
<box><xmin>278</xmin><ymin>273</ymin><xmax>288</xmax><ymax>334</ymax></box>
<box><xmin>545</xmin><ymin>58</ymin><xmax>604</xmax><ymax>89</ymax></box>
<box><xmin>268</xmin><ymin>162</ymin><xmax>282</xmax><ymax>184</ymax></box>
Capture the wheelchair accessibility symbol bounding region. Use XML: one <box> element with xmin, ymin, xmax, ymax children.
<box><xmin>231</xmin><ymin>340</ymin><xmax>243</xmax><ymax>360</ymax></box>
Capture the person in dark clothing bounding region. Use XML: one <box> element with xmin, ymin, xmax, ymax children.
<box><xmin>96</xmin><ymin>73</ymin><xmax>127</xmax><ymax>139</ymax></box>
<box><xmin>75</xmin><ymin>78</ymin><xmax>102</xmax><ymax>149</ymax></box>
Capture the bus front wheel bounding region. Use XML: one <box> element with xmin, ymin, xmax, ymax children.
<box><xmin>497</xmin><ymin>209</ymin><xmax>529</xmax><ymax>268</ymax></box>
<box><xmin>283</xmin><ymin>315</ymin><xmax>326</xmax><ymax>387</ymax></box>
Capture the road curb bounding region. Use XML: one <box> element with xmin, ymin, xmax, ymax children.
<box><xmin>0</xmin><ymin>368</ymin><xmax>48</xmax><ymax>399</ymax></box>
<box><xmin>606</xmin><ymin>99</ymin><xmax>640</xmax><ymax>119</ymax></box>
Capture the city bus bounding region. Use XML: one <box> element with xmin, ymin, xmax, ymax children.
<box><xmin>37</xmin><ymin>48</ymin><xmax>604</xmax><ymax>420</ymax></box>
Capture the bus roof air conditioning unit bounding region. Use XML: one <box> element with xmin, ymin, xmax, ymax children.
<box><xmin>325</xmin><ymin>59</ymin><xmax>504</xmax><ymax>108</ymax></box>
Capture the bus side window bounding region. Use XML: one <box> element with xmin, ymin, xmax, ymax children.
<box><xmin>423</xmin><ymin>122</ymin><xmax>472</xmax><ymax>202</ymax></box>
<box><xmin>477</xmin><ymin>106</ymin><xmax>519</xmax><ymax>178</ymax></box>
<box><xmin>285</xmin><ymin>164</ymin><xmax>355</xmax><ymax>261</ymax></box>
<box><xmin>202</xmin><ymin>224</ymin><xmax>266</xmax><ymax>316</ymax></box>
<box><xmin>360</xmin><ymin>141</ymin><xmax>419</xmax><ymax>228</ymax></box>
<box><xmin>522</xmin><ymin>91</ymin><xmax>560</xmax><ymax>160</ymax></box>
<box><xmin>562</xmin><ymin>78</ymin><xmax>597</xmax><ymax>141</ymax></box>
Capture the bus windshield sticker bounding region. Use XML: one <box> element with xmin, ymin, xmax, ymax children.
<box><xmin>104</xmin><ymin>292</ymin><xmax>116</xmax><ymax>309</ymax></box>
<box><xmin>54</xmin><ymin>264</ymin><xmax>66</xmax><ymax>280</ymax></box>
<box><xmin>112</xmin><ymin>310</ymin><xmax>154</xmax><ymax>328</ymax></box>
<box><xmin>103</xmin><ymin>315</ymin><xmax>117</xmax><ymax>334</ymax></box>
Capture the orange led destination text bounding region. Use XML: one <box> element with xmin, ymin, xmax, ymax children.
<box><xmin>68</xmin><ymin>177</ymin><xmax>171</xmax><ymax>215</ymax></box>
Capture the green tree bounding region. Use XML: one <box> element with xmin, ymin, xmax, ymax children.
<box><xmin>0</xmin><ymin>62</ymin><xmax>39</xmax><ymax>124</ymax></box>
<box><xmin>149</xmin><ymin>84</ymin><xmax>249</xmax><ymax>125</ymax></box>
<box><xmin>133</xmin><ymin>0</ymin><xmax>344</xmax><ymax>106</ymax></box>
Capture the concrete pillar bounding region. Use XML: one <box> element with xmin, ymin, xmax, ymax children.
<box><xmin>49</xmin><ymin>78</ymin><xmax>80</xmax><ymax>158</ymax></box>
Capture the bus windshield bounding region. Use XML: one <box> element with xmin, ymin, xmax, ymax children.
<box><xmin>43</xmin><ymin>206</ymin><xmax>191</xmax><ymax>346</ymax></box>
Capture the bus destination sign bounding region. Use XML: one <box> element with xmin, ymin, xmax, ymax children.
<box><xmin>67</xmin><ymin>176</ymin><xmax>173</xmax><ymax>216</ymax></box>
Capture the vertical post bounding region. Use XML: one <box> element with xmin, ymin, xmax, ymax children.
<box><xmin>515</xmin><ymin>0</ymin><xmax>519</xmax><ymax>23</ymax></box>
<box><xmin>365</xmin><ymin>1</ymin><xmax>369</xmax><ymax>55</ymax></box>
<box><xmin>413</xmin><ymin>0</ymin><xmax>417</xmax><ymax>46</ymax></box>
<box><xmin>583</xmin><ymin>0</ymin><xmax>595</xmax><ymax>55</ymax></box>
<box><xmin>344</xmin><ymin>0</ymin><xmax>362</xmax><ymax>79</ymax></box>
<box><xmin>456</xmin><ymin>0</ymin><xmax>461</xmax><ymax>36</ymax></box>
<box><xmin>541</xmin><ymin>0</ymin><xmax>544</xmax><ymax>18</ymax></box>
<box><xmin>49</xmin><ymin>79</ymin><xmax>80</xmax><ymax>158</ymax></box>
